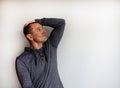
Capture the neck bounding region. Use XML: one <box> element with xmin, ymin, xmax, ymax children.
<box><xmin>30</xmin><ymin>41</ymin><xmax>43</xmax><ymax>50</ymax></box>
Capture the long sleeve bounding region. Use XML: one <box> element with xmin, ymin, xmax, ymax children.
<box><xmin>35</xmin><ymin>18</ymin><xmax>65</xmax><ymax>48</ymax></box>
<box><xmin>15</xmin><ymin>59</ymin><xmax>34</xmax><ymax>88</ymax></box>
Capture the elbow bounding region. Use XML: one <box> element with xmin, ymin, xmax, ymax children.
<box><xmin>59</xmin><ymin>19</ymin><xmax>65</xmax><ymax>26</ymax></box>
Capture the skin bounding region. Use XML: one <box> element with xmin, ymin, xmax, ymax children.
<box><xmin>26</xmin><ymin>23</ymin><xmax>48</xmax><ymax>49</ymax></box>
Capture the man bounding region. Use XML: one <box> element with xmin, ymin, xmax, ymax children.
<box><xmin>15</xmin><ymin>18</ymin><xmax>65</xmax><ymax>88</ymax></box>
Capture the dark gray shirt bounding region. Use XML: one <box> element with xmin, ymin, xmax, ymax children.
<box><xmin>16</xmin><ymin>18</ymin><xmax>65</xmax><ymax>88</ymax></box>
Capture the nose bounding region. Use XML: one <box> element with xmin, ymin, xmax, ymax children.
<box><xmin>42</xmin><ymin>29</ymin><xmax>46</xmax><ymax>35</ymax></box>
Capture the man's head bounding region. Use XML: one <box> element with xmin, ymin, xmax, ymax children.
<box><xmin>23</xmin><ymin>22</ymin><xmax>48</xmax><ymax>44</ymax></box>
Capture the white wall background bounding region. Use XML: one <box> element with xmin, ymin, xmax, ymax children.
<box><xmin>1</xmin><ymin>0</ymin><xmax>120</xmax><ymax>88</ymax></box>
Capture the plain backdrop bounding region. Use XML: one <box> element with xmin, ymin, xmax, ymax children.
<box><xmin>0</xmin><ymin>0</ymin><xmax>120</xmax><ymax>88</ymax></box>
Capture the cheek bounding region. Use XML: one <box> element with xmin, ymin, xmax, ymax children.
<box><xmin>32</xmin><ymin>33</ymin><xmax>40</xmax><ymax>40</ymax></box>
<box><xmin>32</xmin><ymin>32</ymin><xmax>46</xmax><ymax>41</ymax></box>
<box><xmin>36</xmin><ymin>34</ymin><xmax>44</xmax><ymax>40</ymax></box>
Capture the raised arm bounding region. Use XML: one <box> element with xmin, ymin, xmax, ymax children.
<box><xmin>15</xmin><ymin>59</ymin><xmax>34</xmax><ymax>88</ymax></box>
<box><xmin>35</xmin><ymin>18</ymin><xmax>65</xmax><ymax>48</ymax></box>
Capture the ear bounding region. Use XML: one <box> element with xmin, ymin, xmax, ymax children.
<box><xmin>26</xmin><ymin>34</ymin><xmax>33</xmax><ymax>41</ymax></box>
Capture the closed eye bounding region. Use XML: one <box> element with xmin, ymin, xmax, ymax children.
<box><xmin>37</xmin><ymin>28</ymin><xmax>43</xmax><ymax>31</ymax></box>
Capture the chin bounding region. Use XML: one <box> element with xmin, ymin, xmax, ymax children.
<box><xmin>43</xmin><ymin>37</ymin><xmax>48</xmax><ymax>42</ymax></box>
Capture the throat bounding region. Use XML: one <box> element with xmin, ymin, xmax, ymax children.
<box><xmin>30</xmin><ymin>42</ymin><xmax>43</xmax><ymax>50</ymax></box>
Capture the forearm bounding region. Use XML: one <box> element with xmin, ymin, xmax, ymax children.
<box><xmin>35</xmin><ymin>18</ymin><xmax>65</xmax><ymax>28</ymax></box>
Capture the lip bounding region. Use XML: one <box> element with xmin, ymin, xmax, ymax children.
<box><xmin>43</xmin><ymin>33</ymin><xmax>47</xmax><ymax>36</ymax></box>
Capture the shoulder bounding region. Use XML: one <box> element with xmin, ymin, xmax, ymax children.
<box><xmin>16</xmin><ymin>51</ymin><xmax>33</xmax><ymax>63</ymax></box>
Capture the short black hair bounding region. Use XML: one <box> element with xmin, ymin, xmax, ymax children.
<box><xmin>23</xmin><ymin>22</ymin><xmax>40</xmax><ymax>37</ymax></box>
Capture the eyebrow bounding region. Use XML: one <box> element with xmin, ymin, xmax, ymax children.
<box><xmin>36</xmin><ymin>26</ymin><xmax>43</xmax><ymax>29</ymax></box>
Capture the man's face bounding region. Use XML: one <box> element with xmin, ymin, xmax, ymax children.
<box><xmin>28</xmin><ymin>23</ymin><xmax>48</xmax><ymax>43</ymax></box>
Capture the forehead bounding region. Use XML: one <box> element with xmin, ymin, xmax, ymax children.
<box><xmin>30</xmin><ymin>23</ymin><xmax>42</xmax><ymax>29</ymax></box>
